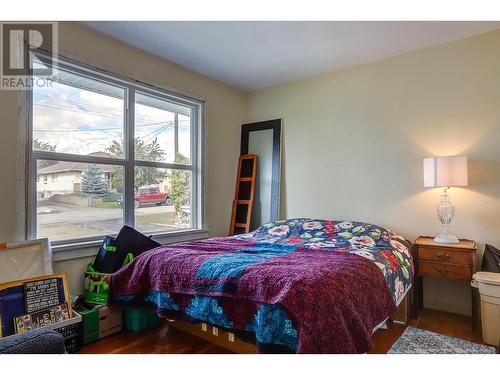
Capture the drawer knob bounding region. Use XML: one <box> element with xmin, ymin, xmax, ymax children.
<box><xmin>436</xmin><ymin>267</ymin><xmax>450</xmax><ymax>273</ymax></box>
<box><xmin>436</xmin><ymin>253</ymin><xmax>451</xmax><ymax>259</ymax></box>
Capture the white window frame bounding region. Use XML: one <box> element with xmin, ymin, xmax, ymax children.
<box><xmin>25</xmin><ymin>51</ymin><xmax>206</xmax><ymax>250</ymax></box>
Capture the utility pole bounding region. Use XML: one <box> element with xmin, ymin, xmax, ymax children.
<box><xmin>174</xmin><ymin>112</ymin><xmax>179</xmax><ymax>157</ymax></box>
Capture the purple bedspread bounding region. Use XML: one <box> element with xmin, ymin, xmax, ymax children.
<box><xmin>111</xmin><ymin>234</ymin><xmax>398</xmax><ymax>353</ymax></box>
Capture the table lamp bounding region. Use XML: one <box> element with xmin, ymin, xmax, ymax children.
<box><xmin>423</xmin><ymin>155</ymin><xmax>468</xmax><ymax>244</ymax></box>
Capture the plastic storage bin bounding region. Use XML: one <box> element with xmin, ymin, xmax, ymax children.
<box><xmin>123</xmin><ymin>309</ymin><xmax>160</xmax><ymax>332</ymax></box>
<box><xmin>77</xmin><ymin>305</ymin><xmax>101</xmax><ymax>345</ymax></box>
<box><xmin>49</xmin><ymin>311</ymin><xmax>83</xmax><ymax>353</ymax></box>
<box><xmin>473</xmin><ymin>272</ymin><xmax>500</xmax><ymax>347</ymax></box>
<box><xmin>75</xmin><ymin>303</ymin><xmax>122</xmax><ymax>345</ymax></box>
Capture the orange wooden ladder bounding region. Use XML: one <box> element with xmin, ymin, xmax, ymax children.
<box><xmin>229</xmin><ymin>154</ymin><xmax>257</xmax><ymax>235</ymax></box>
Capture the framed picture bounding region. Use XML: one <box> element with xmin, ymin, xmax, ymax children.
<box><xmin>0</xmin><ymin>273</ymin><xmax>72</xmax><ymax>338</ymax></box>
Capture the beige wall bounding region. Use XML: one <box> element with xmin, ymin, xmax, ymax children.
<box><xmin>0</xmin><ymin>88</ymin><xmax>19</xmax><ymax>242</ymax></box>
<box><xmin>1</xmin><ymin>24</ymin><xmax>499</xmax><ymax>314</ymax></box>
<box><xmin>245</xmin><ymin>30</ymin><xmax>500</xmax><ymax>315</ymax></box>
<box><xmin>0</xmin><ymin>22</ymin><xmax>245</xmax><ymax>294</ymax></box>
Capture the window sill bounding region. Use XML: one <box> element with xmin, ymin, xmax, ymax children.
<box><xmin>51</xmin><ymin>228</ymin><xmax>210</xmax><ymax>262</ymax></box>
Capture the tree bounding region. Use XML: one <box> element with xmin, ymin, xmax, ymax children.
<box><xmin>135</xmin><ymin>166</ymin><xmax>167</xmax><ymax>191</ymax></box>
<box><xmin>170</xmin><ymin>153</ymin><xmax>190</xmax><ymax>214</ymax></box>
<box><xmin>106</xmin><ymin>137</ymin><xmax>167</xmax><ymax>192</ymax></box>
<box><xmin>34</xmin><ymin>139</ymin><xmax>58</xmax><ymax>169</ymax></box>
<box><xmin>81</xmin><ymin>164</ymin><xmax>110</xmax><ymax>199</ymax></box>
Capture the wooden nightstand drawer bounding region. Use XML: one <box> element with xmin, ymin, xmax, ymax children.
<box><xmin>413</xmin><ymin>236</ymin><xmax>478</xmax><ymax>324</ymax></box>
<box><xmin>418</xmin><ymin>246</ymin><xmax>471</xmax><ymax>265</ymax></box>
<box><xmin>418</xmin><ymin>261</ymin><xmax>471</xmax><ymax>281</ymax></box>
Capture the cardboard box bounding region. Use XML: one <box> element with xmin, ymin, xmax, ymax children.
<box><xmin>76</xmin><ymin>304</ymin><xmax>121</xmax><ymax>345</ymax></box>
<box><xmin>99</xmin><ymin>306</ymin><xmax>122</xmax><ymax>338</ymax></box>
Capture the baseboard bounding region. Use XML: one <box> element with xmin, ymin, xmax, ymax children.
<box><xmin>423</xmin><ymin>299</ymin><xmax>471</xmax><ymax>316</ymax></box>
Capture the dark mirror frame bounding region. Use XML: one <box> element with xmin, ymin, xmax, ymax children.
<box><xmin>241</xmin><ymin>119</ymin><xmax>282</xmax><ymax>222</ymax></box>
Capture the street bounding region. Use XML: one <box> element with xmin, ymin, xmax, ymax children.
<box><xmin>37</xmin><ymin>200</ymin><xmax>181</xmax><ymax>241</ymax></box>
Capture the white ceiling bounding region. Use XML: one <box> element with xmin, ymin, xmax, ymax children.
<box><xmin>82</xmin><ymin>21</ymin><xmax>500</xmax><ymax>92</ymax></box>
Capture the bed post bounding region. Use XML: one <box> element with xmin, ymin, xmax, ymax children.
<box><xmin>390</xmin><ymin>293</ymin><xmax>410</xmax><ymax>325</ymax></box>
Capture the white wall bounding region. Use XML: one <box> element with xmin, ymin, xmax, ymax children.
<box><xmin>0</xmin><ymin>22</ymin><xmax>245</xmax><ymax>295</ymax></box>
<box><xmin>245</xmin><ymin>30</ymin><xmax>500</xmax><ymax>315</ymax></box>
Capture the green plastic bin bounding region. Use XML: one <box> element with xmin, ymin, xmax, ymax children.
<box><xmin>123</xmin><ymin>309</ymin><xmax>160</xmax><ymax>332</ymax></box>
<box><xmin>78</xmin><ymin>307</ymin><xmax>100</xmax><ymax>345</ymax></box>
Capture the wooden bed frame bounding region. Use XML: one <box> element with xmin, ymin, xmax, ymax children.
<box><xmin>168</xmin><ymin>291</ymin><xmax>410</xmax><ymax>353</ymax></box>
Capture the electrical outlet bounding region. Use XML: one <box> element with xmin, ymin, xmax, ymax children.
<box><xmin>201</xmin><ymin>323</ymin><xmax>207</xmax><ymax>332</ymax></box>
<box><xmin>212</xmin><ymin>327</ymin><xmax>219</xmax><ymax>336</ymax></box>
<box><xmin>228</xmin><ymin>333</ymin><xmax>235</xmax><ymax>342</ymax></box>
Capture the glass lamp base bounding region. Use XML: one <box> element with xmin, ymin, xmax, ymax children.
<box><xmin>433</xmin><ymin>233</ymin><xmax>459</xmax><ymax>244</ymax></box>
<box><xmin>434</xmin><ymin>188</ymin><xmax>459</xmax><ymax>244</ymax></box>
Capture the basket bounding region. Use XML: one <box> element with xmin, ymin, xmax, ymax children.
<box><xmin>50</xmin><ymin>311</ymin><xmax>83</xmax><ymax>353</ymax></box>
<box><xmin>0</xmin><ymin>311</ymin><xmax>83</xmax><ymax>353</ymax></box>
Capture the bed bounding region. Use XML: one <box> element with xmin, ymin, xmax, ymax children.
<box><xmin>109</xmin><ymin>218</ymin><xmax>414</xmax><ymax>353</ymax></box>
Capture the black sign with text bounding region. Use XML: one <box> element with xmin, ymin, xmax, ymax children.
<box><xmin>24</xmin><ymin>278</ymin><xmax>60</xmax><ymax>313</ymax></box>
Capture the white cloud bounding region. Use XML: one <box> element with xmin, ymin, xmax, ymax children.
<box><xmin>33</xmin><ymin>82</ymin><xmax>191</xmax><ymax>162</ymax></box>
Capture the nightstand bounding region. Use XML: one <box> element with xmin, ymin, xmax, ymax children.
<box><xmin>412</xmin><ymin>236</ymin><xmax>478</xmax><ymax>324</ymax></box>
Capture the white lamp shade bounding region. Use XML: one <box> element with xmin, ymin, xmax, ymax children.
<box><xmin>423</xmin><ymin>155</ymin><xmax>468</xmax><ymax>187</ymax></box>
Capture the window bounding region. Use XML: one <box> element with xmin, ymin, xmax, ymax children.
<box><xmin>29</xmin><ymin>53</ymin><xmax>204</xmax><ymax>245</ymax></box>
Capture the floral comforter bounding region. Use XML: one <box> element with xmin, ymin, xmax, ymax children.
<box><xmin>110</xmin><ymin>219</ymin><xmax>413</xmax><ymax>353</ymax></box>
<box><xmin>241</xmin><ymin>218</ymin><xmax>414</xmax><ymax>304</ymax></box>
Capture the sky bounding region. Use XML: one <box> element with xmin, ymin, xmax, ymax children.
<box><xmin>32</xmin><ymin>78</ymin><xmax>191</xmax><ymax>165</ymax></box>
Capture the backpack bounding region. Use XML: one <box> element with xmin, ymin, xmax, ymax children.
<box><xmin>92</xmin><ymin>226</ymin><xmax>161</xmax><ymax>273</ymax></box>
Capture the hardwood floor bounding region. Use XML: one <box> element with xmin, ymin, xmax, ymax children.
<box><xmin>79</xmin><ymin>309</ymin><xmax>483</xmax><ymax>354</ymax></box>
<box><xmin>370</xmin><ymin>309</ymin><xmax>483</xmax><ymax>353</ymax></box>
<box><xmin>79</xmin><ymin>323</ymin><xmax>231</xmax><ymax>354</ymax></box>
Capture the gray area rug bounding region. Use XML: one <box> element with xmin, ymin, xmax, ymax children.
<box><xmin>388</xmin><ymin>326</ymin><xmax>496</xmax><ymax>354</ymax></box>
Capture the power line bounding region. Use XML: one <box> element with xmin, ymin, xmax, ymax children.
<box><xmin>33</xmin><ymin>100</ymin><xmax>190</xmax><ymax>142</ymax></box>
<box><xmin>34</xmin><ymin>94</ymin><xmax>126</xmax><ymax>116</ymax></box>
<box><xmin>34</xmin><ymin>118</ymin><xmax>189</xmax><ymax>133</ymax></box>
<box><xmin>34</xmin><ymin>102</ymin><xmax>124</xmax><ymax>120</ymax></box>
<box><xmin>34</xmin><ymin>95</ymin><xmax>189</xmax><ymax>124</ymax></box>
<box><xmin>140</xmin><ymin>123</ymin><xmax>173</xmax><ymax>143</ymax></box>
<box><xmin>34</xmin><ymin>121</ymin><xmax>170</xmax><ymax>132</ymax></box>
<box><xmin>34</xmin><ymin>102</ymin><xmax>181</xmax><ymax>125</ymax></box>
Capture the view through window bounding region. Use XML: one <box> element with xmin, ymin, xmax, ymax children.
<box><xmin>32</xmin><ymin>56</ymin><xmax>201</xmax><ymax>242</ymax></box>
